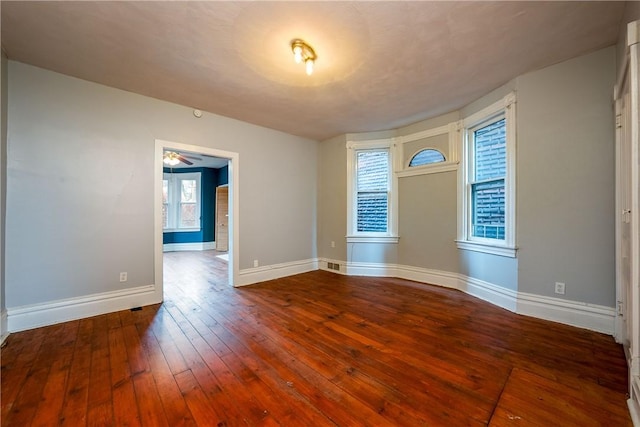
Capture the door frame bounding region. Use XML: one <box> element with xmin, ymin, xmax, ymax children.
<box><xmin>154</xmin><ymin>139</ymin><xmax>240</xmax><ymax>295</ymax></box>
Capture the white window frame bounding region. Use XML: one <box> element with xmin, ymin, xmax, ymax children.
<box><xmin>457</xmin><ymin>92</ymin><xmax>517</xmax><ymax>257</ymax></box>
<box><xmin>163</xmin><ymin>171</ymin><xmax>202</xmax><ymax>232</ymax></box>
<box><xmin>346</xmin><ymin>138</ymin><xmax>399</xmax><ymax>243</ymax></box>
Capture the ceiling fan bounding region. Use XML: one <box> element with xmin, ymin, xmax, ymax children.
<box><xmin>163</xmin><ymin>151</ymin><xmax>202</xmax><ymax>166</ymax></box>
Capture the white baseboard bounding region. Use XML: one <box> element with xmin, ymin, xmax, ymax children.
<box><xmin>320</xmin><ymin>260</ymin><xmax>615</xmax><ymax>335</ymax></box>
<box><xmin>236</xmin><ymin>258</ymin><xmax>319</xmax><ymax>287</ymax></box>
<box><xmin>516</xmin><ymin>291</ymin><xmax>616</xmax><ymax>335</ymax></box>
<box><xmin>629</xmin><ymin>376</ymin><xmax>640</xmax><ymax>427</ymax></box>
<box><xmin>7</xmin><ymin>284</ymin><xmax>159</xmax><ymax>333</ymax></box>
<box><xmin>163</xmin><ymin>241</ymin><xmax>215</xmax><ymax>252</ymax></box>
<box><xmin>461</xmin><ymin>275</ymin><xmax>518</xmax><ymax>312</ymax></box>
<box><xmin>396</xmin><ymin>264</ymin><xmax>459</xmax><ymax>289</ymax></box>
<box><xmin>1</xmin><ymin>309</ymin><xmax>8</xmax><ymax>345</ymax></box>
<box><xmin>346</xmin><ymin>261</ymin><xmax>397</xmax><ymax>277</ymax></box>
<box><xmin>318</xmin><ymin>258</ymin><xmax>347</xmax><ymax>275</ymax></box>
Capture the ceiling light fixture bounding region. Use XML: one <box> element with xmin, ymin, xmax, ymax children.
<box><xmin>291</xmin><ymin>39</ymin><xmax>316</xmax><ymax>76</ymax></box>
<box><xmin>163</xmin><ymin>151</ymin><xmax>180</xmax><ymax>166</ymax></box>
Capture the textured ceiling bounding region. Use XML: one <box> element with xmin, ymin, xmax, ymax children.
<box><xmin>1</xmin><ymin>1</ymin><xmax>626</xmax><ymax>141</ymax></box>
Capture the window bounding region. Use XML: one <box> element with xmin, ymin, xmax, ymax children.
<box><xmin>347</xmin><ymin>139</ymin><xmax>398</xmax><ymax>243</ymax></box>
<box><xmin>471</xmin><ymin>119</ymin><xmax>505</xmax><ymax>240</ymax></box>
<box><xmin>408</xmin><ymin>149</ymin><xmax>446</xmax><ymax>167</ymax></box>
<box><xmin>163</xmin><ymin>172</ymin><xmax>201</xmax><ymax>231</ymax></box>
<box><xmin>356</xmin><ymin>150</ymin><xmax>389</xmax><ymax>232</ymax></box>
<box><xmin>457</xmin><ymin>93</ymin><xmax>516</xmax><ymax>257</ymax></box>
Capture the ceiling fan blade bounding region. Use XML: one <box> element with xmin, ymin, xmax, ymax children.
<box><xmin>181</xmin><ymin>155</ymin><xmax>202</xmax><ymax>161</ymax></box>
<box><xmin>178</xmin><ymin>155</ymin><xmax>193</xmax><ymax>165</ymax></box>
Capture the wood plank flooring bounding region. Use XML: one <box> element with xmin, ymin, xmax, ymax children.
<box><xmin>1</xmin><ymin>250</ymin><xmax>632</xmax><ymax>426</ymax></box>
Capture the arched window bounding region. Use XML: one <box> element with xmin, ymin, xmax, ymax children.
<box><xmin>409</xmin><ymin>149</ymin><xmax>446</xmax><ymax>167</ymax></box>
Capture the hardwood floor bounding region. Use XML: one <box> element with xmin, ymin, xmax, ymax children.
<box><xmin>1</xmin><ymin>250</ymin><xmax>632</xmax><ymax>426</ymax></box>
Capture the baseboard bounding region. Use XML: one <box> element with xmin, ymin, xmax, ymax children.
<box><xmin>461</xmin><ymin>275</ymin><xmax>518</xmax><ymax>312</ymax></box>
<box><xmin>7</xmin><ymin>284</ymin><xmax>159</xmax><ymax>333</ymax></box>
<box><xmin>516</xmin><ymin>291</ymin><xmax>616</xmax><ymax>334</ymax></box>
<box><xmin>629</xmin><ymin>376</ymin><xmax>640</xmax><ymax>427</ymax></box>
<box><xmin>236</xmin><ymin>258</ymin><xmax>318</xmax><ymax>287</ymax></box>
<box><xmin>395</xmin><ymin>264</ymin><xmax>459</xmax><ymax>289</ymax></box>
<box><xmin>1</xmin><ymin>309</ymin><xmax>8</xmax><ymax>345</ymax></box>
<box><xmin>345</xmin><ymin>261</ymin><xmax>397</xmax><ymax>277</ymax></box>
<box><xmin>319</xmin><ymin>259</ymin><xmax>615</xmax><ymax>334</ymax></box>
<box><xmin>318</xmin><ymin>258</ymin><xmax>347</xmax><ymax>275</ymax></box>
<box><xmin>163</xmin><ymin>241</ymin><xmax>215</xmax><ymax>252</ymax></box>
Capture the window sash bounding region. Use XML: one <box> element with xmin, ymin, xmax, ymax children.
<box><xmin>468</xmin><ymin>116</ymin><xmax>506</xmax><ymax>242</ymax></box>
<box><xmin>355</xmin><ymin>149</ymin><xmax>390</xmax><ymax>234</ymax></box>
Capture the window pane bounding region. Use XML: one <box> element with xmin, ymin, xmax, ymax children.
<box><xmin>357</xmin><ymin>193</ymin><xmax>388</xmax><ymax>232</ymax></box>
<box><xmin>474</xmin><ymin>119</ymin><xmax>506</xmax><ymax>181</ymax></box>
<box><xmin>180</xmin><ymin>203</ymin><xmax>197</xmax><ymax>228</ymax></box>
<box><xmin>472</xmin><ymin>179</ymin><xmax>505</xmax><ymax>240</ymax></box>
<box><xmin>409</xmin><ymin>149</ymin><xmax>445</xmax><ymax>167</ymax></box>
<box><xmin>181</xmin><ymin>180</ymin><xmax>197</xmax><ymax>203</ymax></box>
<box><xmin>357</xmin><ymin>151</ymin><xmax>388</xmax><ymax>191</ymax></box>
<box><xmin>162</xmin><ymin>204</ymin><xmax>168</xmax><ymax>229</ymax></box>
<box><xmin>162</xmin><ymin>180</ymin><xmax>169</xmax><ymax>203</ymax></box>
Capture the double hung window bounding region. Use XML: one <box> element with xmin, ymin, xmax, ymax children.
<box><xmin>457</xmin><ymin>93</ymin><xmax>516</xmax><ymax>257</ymax></box>
<box><xmin>163</xmin><ymin>172</ymin><xmax>201</xmax><ymax>232</ymax></box>
<box><xmin>347</xmin><ymin>139</ymin><xmax>398</xmax><ymax>243</ymax></box>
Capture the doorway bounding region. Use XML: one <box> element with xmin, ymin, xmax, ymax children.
<box><xmin>154</xmin><ymin>139</ymin><xmax>239</xmax><ymax>302</ymax></box>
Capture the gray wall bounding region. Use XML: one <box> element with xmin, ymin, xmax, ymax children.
<box><xmin>6</xmin><ymin>61</ymin><xmax>318</xmax><ymax>308</ymax></box>
<box><xmin>318</xmin><ymin>45</ymin><xmax>616</xmax><ymax>307</ymax></box>
<box><xmin>317</xmin><ymin>134</ymin><xmax>347</xmax><ymax>262</ymax></box>
<box><xmin>1</xmin><ymin>51</ymin><xmax>7</xmax><ymax>325</ymax></box>
<box><xmin>516</xmin><ymin>47</ymin><xmax>616</xmax><ymax>305</ymax></box>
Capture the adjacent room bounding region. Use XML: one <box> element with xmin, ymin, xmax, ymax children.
<box><xmin>1</xmin><ymin>1</ymin><xmax>640</xmax><ymax>426</ymax></box>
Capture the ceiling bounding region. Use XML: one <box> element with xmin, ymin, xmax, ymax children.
<box><xmin>1</xmin><ymin>1</ymin><xmax>626</xmax><ymax>141</ymax></box>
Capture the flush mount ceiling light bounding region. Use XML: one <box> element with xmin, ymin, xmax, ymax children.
<box><xmin>291</xmin><ymin>39</ymin><xmax>317</xmax><ymax>75</ymax></box>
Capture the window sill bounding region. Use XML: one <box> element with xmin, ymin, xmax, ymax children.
<box><xmin>347</xmin><ymin>235</ymin><xmax>399</xmax><ymax>244</ymax></box>
<box><xmin>456</xmin><ymin>240</ymin><xmax>517</xmax><ymax>258</ymax></box>
<box><xmin>163</xmin><ymin>228</ymin><xmax>201</xmax><ymax>233</ymax></box>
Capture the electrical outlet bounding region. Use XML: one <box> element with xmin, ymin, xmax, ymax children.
<box><xmin>120</xmin><ymin>272</ymin><xmax>128</xmax><ymax>282</ymax></box>
<box><xmin>555</xmin><ymin>282</ymin><xmax>565</xmax><ymax>295</ymax></box>
<box><xmin>331</xmin><ymin>241</ymin><xmax>336</xmax><ymax>248</ymax></box>
<box><xmin>253</xmin><ymin>260</ymin><xmax>259</xmax><ymax>268</ymax></box>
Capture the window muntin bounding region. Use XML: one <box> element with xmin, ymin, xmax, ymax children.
<box><xmin>163</xmin><ymin>172</ymin><xmax>201</xmax><ymax>231</ymax></box>
<box><xmin>470</xmin><ymin>118</ymin><xmax>506</xmax><ymax>241</ymax></box>
<box><xmin>408</xmin><ymin>149</ymin><xmax>446</xmax><ymax>167</ymax></box>
<box><xmin>356</xmin><ymin>150</ymin><xmax>389</xmax><ymax>232</ymax></box>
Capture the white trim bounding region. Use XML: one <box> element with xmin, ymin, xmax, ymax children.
<box><xmin>163</xmin><ymin>241</ymin><xmax>216</xmax><ymax>252</ymax></box>
<box><xmin>346</xmin><ymin>235</ymin><xmax>399</xmax><ymax>244</ymax></box>
<box><xmin>396</xmin><ymin>124</ymin><xmax>449</xmax><ymax>144</ymax></box>
<box><xmin>395</xmin><ymin>264</ymin><xmax>459</xmax><ymax>289</ymax></box>
<box><xmin>155</xmin><ymin>140</ymin><xmax>240</xmax><ymax>289</ymax></box>
<box><xmin>1</xmin><ymin>309</ymin><xmax>8</xmax><ymax>345</ymax></box>
<box><xmin>461</xmin><ymin>275</ymin><xmax>518</xmax><ymax>312</ymax></box>
<box><xmin>397</xmin><ymin>161</ymin><xmax>458</xmax><ymax>178</ymax></box>
<box><xmin>517</xmin><ymin>292</ymin><xmax>615</xmax><ymax>334</ymax></box>
<box><xmin>345</xmin><ymin>261</ymin><xmax>397</xmax><ymax>277</ymax></box>
<box><xmin>629</xmin><ymin>376</ymin><xmax>640</xmax><ymax>427</ymax></box>
<box><xmin>318</xmin><ymin>258</ymin><xmax>347</xmax><ymax>275</ymax></box>
<box><xmin>456</xmin><ymin>240</ymin><xmax>517</xmax><ymax>258</ymax></box>
<box><xmin>7</xmin><ymin>284</ymin><xmax>157</xmax><ymax>333</ymax></box>
<box><xmin>236</xmin><ymin>259</ymin><xmax>318</xmax><ymax>287</ymax></box>
<box><xmin>457</xmin><ymin>92</ymin><xmax>517</xmax><ymax>255</ymax></box>
<box><xmin>346</xmin><ymin>138</ymin><xmax>399</xmax><ymax>240</ymax></box>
